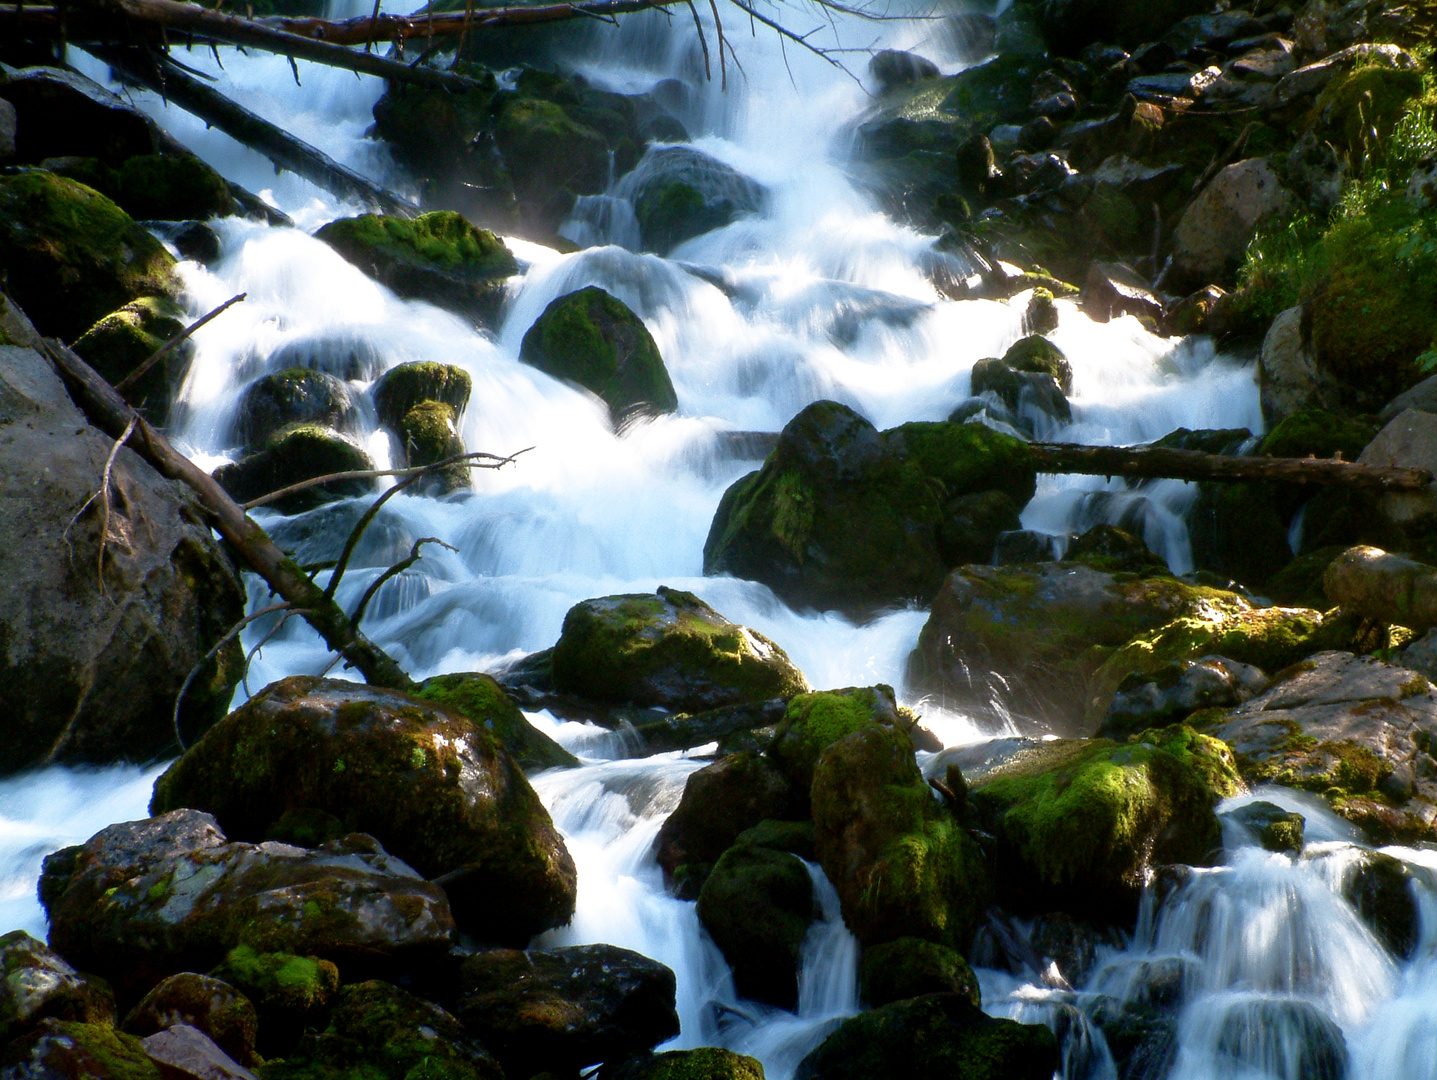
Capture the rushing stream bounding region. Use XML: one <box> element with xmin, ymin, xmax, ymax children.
<box><xmin>1</xmin><ymin>1</ymin><xmax>1434</xmax><ymax>1076</ymax></box>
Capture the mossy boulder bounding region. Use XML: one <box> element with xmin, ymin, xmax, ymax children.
<box><xmin>70</xmin><ymin>296</ymin><xmax>193</xmax><ymax>424</ymax></box>
<box><xmin>121</xmin><ymin>972</ymin><xmax>258</xmax><ymax>1066</ymax></box>
<box><xmin>550</xmin><ymin>586</ymin><xmax>809</xmax><ymax>712</ymax></box>
<box><xmin>1309</xmin><ymin>64</ymin><xmax>1425</xmax><ymax>168</ymax></box>
<box><xmin>769</xmin><ymin>684</ymin><xmax>931</xmax><ymax>795</ymax></box>
<box><xmin>491</xmin><ymin>93</ymin><xmax>612</xmax><ymax>231</ymax></box>
<box><xmin>704</xmin><ymin>402</ymin><xmax>1035</xmax><ymax>612</ymax></box>
<box><xmin>149</xmin><ymin>676</ymin><xmax>578</xmax><ymax>943</ymax></box>
<box><xmin>968</xmin><ymin>724</ymin><xmax>1242</xmax><ymax>920</ymax></box>
<box><xmin>416</xmin><ymin>671</ymin><xmax>578</xmax><ymax>772</ymax></box>
<box><xmin>115</xmin><ymin>152</ymin><xmax>233</xmax><ymax>221</ymax></box>
<box><xmin>937</xmin><ymin>490</ymin><xmax>1022</xmax><ymax>567</ymax></box>
<box><xmin>258</xmin><ymin>979</ymin><xmax>503</xmax><ymax>1080</ymax></box>
<box><xmin>210</xmin><ymin>946</ymin><xmax>336</xmax><ymax>1058</ymax></box>
<box><xmin>858</xmin><ymin>937</ymin><xmax>980</xmax><ymax>1009</ymax></box>
<box><xmin>602</xmin><ymin>1047</ymin><xmax>767</xmax><ymax>1080</ymax></box>
<box><xmin>213</xmin><ymin>423</ymin><xmax>373</xmax><ymax>513</ymax></box>
<box><xmin>395</xmin><ymin>400</ymin><xmax>470</xmax><ymax>493</ymax></box>
<box><xmin>520</xmin><ymin>286</ymin><xmax>677</xmax><ymax>423</ymax></box>
<box><xmin>1099</xmin><ymin>655</ymin><xmax>1269</xmax><ymax>740</ymax></box>
<box><xmin>1258</xmin><ymin>408</ymin><xmax>1378</xmax><ymax>463</ymax></box>
<box><xmin>314</xmin><ymin>211</ymin><xmax>517</xmax><ymax>328</ymax></box>
<box><xmin>654</xmin><ymin>751</ymin><xmax>795</xmax><ymax>899</ymax></box>
<box><xmin>626</xmin><ymin>145</ymin><xmax>767</xmax><ymax>254</ymax></box>
<box><xmin>812</xmin><ymin>726</ymin><xmax>991</xmax><ymax>950</ymax></box>
<box><xmin>0</xmin><ymin>66</ymin><xmax>158</xmax><ymax>166</ymax></box>
<box><xmin>371</xmin><ymin>361</ymin><xmax>472</xmax><ymax>431</ymax></box>
<box><xmin>0</xmin><ymin>1019</ymin><xmax>160</xmax><ymax>1079</ymax></box>
<box><xmin>0</xmin><ymin>170</ymin><xmax>180</xmax><ymax>342</ymax></box>
<box><xmin>1222</xmin><ymin>800</ymin><xmax>1305</xmax><ymax>855</ymax></box>
<box><xmin>0</xmin><ymin>931</ymin><xmax>115</xmax><ymax>1046</ymax></box>
<box><xmin>1002</xmin><ymin>335</ymin><xmax>1072</xmax><ymax>393</ymax></box>
<box><xmin>696</xmin><ymin>844</ymin><xmax>813</xmax><ymax>1010</ymax></box>
<box><xmin>793</xmin><ymin>993</ymin><xmax>1058</xmax><ymax>1080</ymax></box>
<box><xmin>969</xmin><ymin>356</ymin><xmax>1070</xmax><ymax>431</ymax></box>
<box><xmin>235</xmin><ymin>368</ymin><xmax>356</xmax><ymax>454</ymax></box>
<box><xmin>910</xmin><ymin>562</ymin><xmax>1250</xmax><ymax>735</ymax></box>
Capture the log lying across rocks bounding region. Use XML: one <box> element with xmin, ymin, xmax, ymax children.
<box><xmin>1027</xmin><ymin>442</ymin><xmax>1433</xmax><ymax>492</ymax></box>
<box><xmin>1323</xmin><ymin>545</ymin><xmax>1437</xmax><ymax>632</ymax></box>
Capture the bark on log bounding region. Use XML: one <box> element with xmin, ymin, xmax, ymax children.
<box><xmin>1323</xmin><ymin>545</ymin><xmax>1437</xmax><ymax>632</ymax></box>
<box><xmin>44</xmin><ymin>337</ymin><xmax>417</xmax><ymax>691</ymax></box>
<box><xmin>89</xmin><ymin>45</ymin><xmax>419</xmax><ymax>217</ymax></box>
<box><xmin>1027</xmin><ymin>442</ymin><xmax>1433</xmax><ymax>492</ymax></box>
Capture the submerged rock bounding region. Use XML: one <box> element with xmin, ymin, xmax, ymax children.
<box><xmin>1344</xmin><ymin>849</ymin><xmax>1423</xmax><ymax>959</ymax></box>
<box><xmin>520</xmin><ymin>285</ymin><xmax>677</xmax><ymax>423</ymax></box>
<box><xmin>551</xmin><ymin>586</ymin><xmax>809</xmax><ymax>713</ymax></box>
<box><xmin>0</xmin><ymin>931</ymin><xmax>115</xmax><ymax>1046</ymax></box>
<box><xmin>314</xmin><ymin>211</ymin><xmax>518</xmax><ymax>329</ymax></box>
<box><xmin>150</xmin><ymin>676</ymin><xmax>578</xmax><ymax>943</ymax></box>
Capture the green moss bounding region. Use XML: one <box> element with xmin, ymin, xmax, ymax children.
<box><xmin>860</xmin><ymin>936</ymin><xmax>981</xmax><ymax>1008</ymax></box>
<box><xmin>212</xmin><ymin>945</ymin><xmax>340</xmax><ymax>1014</ymax></box>
<box><xmin>0</xmin><ymin>170</ymin><xmax>180</xmax><ymax>342</ymax></box>
<box><xmin>71</xmin><ymin>296</ymin><xmax>190</xmax><ymax>424</ymax></box>
<box><xmin>22</xmin><ymin>1022</ymin><xmax>161</xmax><ymax>1079</ymax></box>
<box><xmin>893</xmin><ymin>420</ymin><xmax>1037</xmax><ymax>503</ymax></box>
<box><xmin>1312</xmin><ymin>65</ymin><xmax>1426</xmax><ymax>166</ymax></box>
<box><xmin>115</xmin><ymin>153</ymin><xmax>233</xmax><ymax>221</ymax></box>
<box><xmin>213</xmin><ymin>423</ymin><xmax>372</xmax><ymax>512</ymax></box>
<box><xmin>316</xmin><ymin>212</ymin><xmax>516</xmax><ymax>277</ymax></box>
<box><xmin>634</xmin><ymin>181</ymin><xmax>706</xmax><ymax>253</ymax></box>
<box><xmin>416</xmin><ymin>673</ymin><xmax>578</xmax><ymax>772</ymax></box>
<box><xmin>1259</xmin><ymin>409</ymin><xmax>1378</xmax><ymax>462</ymax></box>
<box><xmin>613</xmin><ymin>1047</ymin><xmax>765</xmax><ymax>1080</ymax></box>
<box><xmin>769</xmin><ymin>687</ymin><xmax>892</xmax><ymax>790</ymax></box>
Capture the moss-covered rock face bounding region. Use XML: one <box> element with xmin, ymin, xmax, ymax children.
<box><xmin>416</xmin><ymin>671</ymin><xmax>578</xmax><ymax>773</ymax></box>
<box><xmin>120</xmin><ymin>970</ymin><xmax>258</xmax><ymax>1067</ymax></box>
<box><xmin>793</xmin><ymin>992</ymin><xmax>1058</xmax><ymax>1080</ymax></box>
<box><xmin>1086</xmin><ymin>605</ymin><xmax>1357</xmax><ymax>727</ymax></box>
<box><xmin>114</xmin><ymin>152</ymin><xmax>233</xmax><ymax>222</ymax></box>
<box><xmin>212</xmin><ymin>423</ymin><xmax>373</xmax><ymax>513</ymax></box>
<box><xmin>149</xmin><ymin>676</ymin><xmax>578</xmax><ymax>944</ymax></box>
<box><xmin>1002</xmin><ymin>335</ymin><xmax>1073</xmax><ymax>393</ymax></box>
<box><xmin>1308</xmin><ymin>64</ymin><xmax>1425</xmax><ymax>169</ymax></box>
<box><xmin>371</xmin><ymin>361</ymin><xmax>472</xmax><ymax>431</ymax></box>
<box><xmin>626</xmin><ymin>145</ymin><xmax>768</xmax><ymax>254</ymax></box>
<box><xmin>654</xmin><ymin>751</ymin><xmax>795</xmax><ymax>899</ymax></box>
<box><xmin>704</xmin><ymin>403</ymin><xmax>1034</xmax><ymax>613</ymax></box>
<box><xmin>70</xmin><ymin>295</ymin><xmax>191</xmax><ymax>425</ymax></box>
<box><xmin>604</xmin><ymin>1047</ymin><xmax>767</xmax><ymax>1080</ymax></box>
<box><xmin>258</xmin><ymin>979</ymin><xmax>504</xmax><ymax>1080</ymax></box>
<box><xmin>1258</xmin><ymin>408</ymin><xmax>1379</xmax><ymax>463</ymax></box>
<box><xmin>456</xmin><ymin>943</ymin><xmax>680</xmax><ymax>1077</ymax></box>
<box><xmin>769</xmin><ymin>684</ymin><xmax>927</xmax><ymax>794</ymax></box>
<box><xmin>0</xmin><ymin>930</ymin><xmax>115</xmax><ymax>1046</ymax></box>
<box><xmin>520</xmin><ymin>285</ymin><xmax>677</xmax><ymax>423</ymax></box>
<box><xmin>812</xmin><ymin>726</ymin><xmax>991</xmax><ymax>950</ymax></box>
<box><xmin>968</xmin><ymin>724</ymin><xmax>1242</xmax><ymax>920</ymax></box>
<box><xmin>0</xmin><ymin>1019</ymin><xmax>161</xmax><ymax>1079</ymax></box>
<box><xmin>0</xmin><ymin>170</ymin><xmax>180</xmax><ymax>342</ymax></box>
<box><xmin>910</xmin><ymin>562</ymin><xmax>1249</xmax><ymax>735</ymax></box>
<box><xmin>314</xmin><ymin>211</ymin><xmax>517</xmax><ymax>328</ymax></box>
<box><xmin>696</xmin><ymin>844</ymin><xmax>813</xmax><ymax>1010</ymax></box>
<box><xmin>1193</xmin><ymin>651</ymin><xmax>1437</xmax><ymax>845</ymax></box>
<box><xmin>491</xmin><ymin>93</ymin><xmax>611</xmax><ymax>230</ymax></box>
<box><xmin>858</xmin><ymin>937</ymin><xmax>981</xmax><ymax>1009</ymax></box>
<box><xmin>235</xmin><ymin>368</ymin><xmax>356</xmax><ymax>455</ymax></box>
<box><xmin>551</xmin><ymin>586</ymin><xmax>809</xmax><ymax>713</ymax></box>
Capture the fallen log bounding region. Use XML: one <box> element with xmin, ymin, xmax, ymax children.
<box><xmin>44</xmin><ymin>337</ymin><xmax>417</xmax><ymax>691</ymax></box>
<box><xmin>1323</xmin><ymin>545</ymin><xmax>1437</xmax><ymax>632</ymax></box>
<box><xmin>88</xmin><ymin>45</ymin><xmax>419</xmax><ymax>217</ymax></box>
<box><xmin>1027</xmin><ymin>441</ymin><xmax>1433</xmax><ymax>492</ymax></box>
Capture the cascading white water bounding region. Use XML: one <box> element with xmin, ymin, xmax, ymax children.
<box><xmin>8</xmin><ymin>2</ymin><xmax>1432</xmax><ymax>1078</ymax></box>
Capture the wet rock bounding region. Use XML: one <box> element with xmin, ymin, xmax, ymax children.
<box><xmin>138</xmin><ymin>1024</ymin><xmax>257</xmax><ymax>1080</ymax></box>
<box><xmin>208</xmin><ymin>946</ymin><xmax>338</xmax><ymax>1058</ymax></box>
<box><xmin>1003</xmin><ymin>334</ymin><xmax>1072</xmax><ymax>393</ymax></box>
<box><xmin>111</xmin><ymin>153</ymin><xmax>233</xmax><ymax>223</ymax></box>
<box><xmin>212</xmin><ymin>423</ymin><xmax>373</xmax><ymax>513</ymax></box>
<box><xmin>456</xmin><ymin>944</ymin><xmax>680</xmax><ymax>1076</ymax></box>
<box><xmin>859</xmin><ymin>937</ymin><xmax>980</xmax><ymax>1008</ymax></box>
<box><xmin>794</xmin><ymin>993</ymin><xmax>1058</xmax><ymax>1080</ymax></box>
<box><xmin>696</xmin><ymin>844</ymin><xmax>813</xmax><ymax>1010</ymax></box>
<box><xmin>1029</xmin><ymin>913</ymin><xmax>1111</xmax><ymax>988</ymax></box>
<box><xmin>704</xmin><ymin>402</ymin><xmax>1035</xmax><ymax>613</ymax></box>
<box><xmin>40</xmin><ymin>809</ymin><xmax>454</xmax><ymax>999</ymax></box>
<box><xmin>1196</xmin><ymin>651</ymin><xmax>1437</xmax><ymax>844</ymax></box>
<box><xmin>969</xmin><ymin>356</ymin><xmax>1071</xmax><ymax>430</ymax></box>
<box><xmin>635</xmin><ymin>697</ymin><xmax>790</xmax><ymax>756</ymax></box>
<box><xmin>0</xmin><ymin>1019</ymin><xmax>161</xmax><ymax>1079</ymax></box>
<box><xmin>551</xmin><ymin>587</ymin><xmax>809</xmax><ymax>713</ymax></box>
<box><xmin>654</xmin><ymin>751</ymin><xmax>795</xmax><ymax>898</ymax></box>
<box><xmin>1099</xmin><ymin>655</ymin><xmax>1269</xmax><ymax>739</ymax></box>
<box><xmin>869</xmin><ymin>50</ymin><xmax>940</xmax><ymax>92</ymax></box>
<box><xmin>0</xmin><ymin>170</ymin><xmax>180</xmax><ymax>342</ymax></box>
<box><xmin>0</xmin><ymin>337</ymin><xmax>243</xmax><ymax>775</ymax></box>
<box><xmin>1344</xmin><ymin>850</ymin><xmax>1421</xmax><ymax>959</ymax></box>
<box><xmin>150</xmin><ymin>676</ymin><xmax>577</xmax><ymax>943</ymax></box>
<box><xmin>520</xmin><ymin>285</ymin><xmax>677</xmax><ymax>423</ymax></box>
<box><xmin>314</xmin><ymin>211</ymin><xmax>518</xmax><ymax>329</ymax></box>
<box><xmin>1088</xmin><ymin>999</ymin><xmax>1177</xmax><ymax>1080</ymax></box>
<box><xmin>1171</xmin><ymin>159</ymin><xmax>1294</xmax><ymax>287</ymax></box>
<box><xmin>1067</xmin><ymin>523</ymin><xmax>1165</xmax><ymax>574</ymax></box>
<box><xmin>121</xmin><ymin>973</ymin><xmax>257</xmax><ymax>1067</ymax></box>
<box><xmin>909</xmin><ymin>562</ymin><xmax>1249</xmax><ymax>734</ymax></box>
<box><xmin>601</xmin><ymin>1047</ymin><xmax>766</xmax><ymax>1080</ymax></box>
<box><xmin>1162</xmin><ymin>284</ymin><xmax>1227</xmax><ymax>336</ymax></box>
<box><xmin>416</xmin><ymin>671</ymin><xmax>578</xmax><ymax>772</ymax></box>
<box><xmin>0</xmin><ymin>931</ymin><xmax>115</xmax><ymax>1045</ymax></box>
<box><xmin>1213</xmin><ymin>998</ymin><xmax>1347</xmax><ymax>1080</ymax></box>
<box><xmin>1081</xmin><ymin>262</ymin><xmax>1163</xmax><ymax>324</ymax></box>
<box><xmin>0</xmin><ymin>66</ymin><xmax>158</xmax><ymax>165</ymax></box>
<box><xmin>1023</xmin><ymin>287</ymin><xmax>1060</xmax><ymax>335</ymax></box>
<box><xmin>770</xmin><ymin>684</ymin><xmax>936</xmax><ymax>794</ymax></box>
<box><xmin>622</xmin><ymin>145</ymin><xmax>767</xmax><ymax>254</ymax></box>
<box><xmin>0</xmin><ymin>99</ymin><xmax>15</xmax><ymax>160</ymax></box>
<box><xmin>1223</xmin><ymin>800</ymin><xmax>1306</xmax><ymax>855</ymax></box>
<box><xmin>266</xmin><ymin>979</ymin><xmax>503</xmax><ymax>1080</ymax></box>
<box><xmin>234</xmin><ymin>368</ymin><xmax>356</xmax><ymax>454</ymax></box>
<box><xmin>812</xmin><ymin>726</ymin><xmax>991</xmax><ymax>949</ymax></box>
<box><xmin>372</xmin><ymin>361</ymin><xmax>472</xmax><ymax>432</ymax></box>
<box><xmin>938</xmin><ymin>490</ymin><xmax>1022</xmax><ymax>566</ymax></box>
<box><xmin>69</xmin><ymin>295</ymin><xmax>194</xmax><ymax>425</ymax></box>
<box><xmin>170</xmin><ymin>220</ymin><xmax>223</xmax><ymax>265</ymax></box>
<box><xmin>968</xmin><ymin>725</ymin><xmax>1241</xmax><ymax>921</ymax></box>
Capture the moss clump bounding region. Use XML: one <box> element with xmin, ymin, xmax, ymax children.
<box><xmin>317</xmin><ymin>211</ymin><xmax>516</xmax><ymax>277</ymax></box>
<box><xmin>236</xmin><ymin>368</ymin><xmax>354</xmax><ymax>454</ymax></box>
<box><xmin>519</xmin><ymin>285</ymin><xmax>677</xmax><ymax>422</ymax></box>
<box><xmin>1001</xmin><ymin>334</ymin><xmax>1072</xmax><ymax>393</ymax></box>
<box><xmin>607</xmin><ymin>1047</ymin><xmax>766</xmax><ymax>1080</ymax></box>
<box><xmin>970</xmin><ymin>725</ymin><xmax>1241</xmax><ymax>917</ymax></box>
<box><xmin>8</xmin><ymin>1021</ymin><xmax>160</xmax><ymax>1079</ymax></box>
<box><xmin>396</xmin><ymin>401</ymin><xmax>469</xmax><ymax>493</ymax></box>
<box><xmin>416</xmin><ymin>672</ymin><xmax>578</xmax><ymax>772</ymax></box>
<box><xmin>0</xmin><ymin>170</ymin><xmax>180</xmax><ymax>342</ymax></box>
<box><xmin>371</xmin><ymin>362</ymin><xmax>472</xmax><ymax>431</ymax></box>
<box><xmin>211</xmin><ymin>945</ymin><xmax>339</xmax><ymax>1016</ymax></box>
<box><xmin>1310</xmin><ymin>65</ymin><xmax>1426</xmax><ymax>167</ymax></box>
<box><xmin>1258</xmin><ymin>409</ymin><xmax>1378</xmax><ymax>462</ymax></box>
<box><xmin>769</xmin><ymin>686</ymin><xmax>904</xmax><ymax>792</ymax></box>
<box><xmin>70</xmin><ymin>296</ymin><xmax>191</xmax><ymax>424</ymax></box>
<box><xmin>549</xmin><ymin>587</ymin><xmax>808</xmax><ymax>712</ymax></box>
<box><xmin>891</xmin><ymin>421</ymin><xmax>1037</xmax><ymax>503</ymax></box>
<box><xmin>212</xmin><ymin>423</ymin><xmax>373</xmax><ymax>513</ymax></box>
<box><xmin>859</xmin><ymin>936</ymin><xmax>981</xmax><ymax>1008</ymax></box>
<box><xmin>634</xmin><ymin>181</ymin><xmax>709</xmax><ymax>254</ymax></box>
<box><xmin>115</xmin><ymin>153</ymin><xmax>233</xmax><ymax>222</ymax></box>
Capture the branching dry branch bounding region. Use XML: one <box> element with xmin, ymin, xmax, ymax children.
<box><xmin>351</xmin><ymin>536</ymin><xmax>456</xmax><ymax>625</ymax></box>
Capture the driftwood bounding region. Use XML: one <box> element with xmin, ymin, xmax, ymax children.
<box><xmin>1323</xmin><ymin>545</ymin><xmax>1437</xmax><ymax>632</ymax></box>
<box><xmin>44</xmin><ymin>337</ymin><xmax>418</xmax><ymax>691</ymax></box>
<box><xmin>1027</xmin><ymin>442</ymin><xmax>1433</xmax><ymax>492</ymax></box>
<box><xmin>90</xmin><ymin>45</ymin><xmax>419</xmax><ymax>217</ymax></box>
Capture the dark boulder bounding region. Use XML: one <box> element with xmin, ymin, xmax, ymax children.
<box><xmin>621</xmin><ymin>145</ymin><xmax>767</xmax><ymax>254</ymax></box>
<box><xmin>1221</xmin><ymin>800</ymin><xmax>1305</xmax><ymax>856</ymax></box>
<box><xmin>71</xmin><ymin>296</ymin><xmax>194</xmax><ymax>426</ymax></box>
<box><xmin>234</xmin><ymin>367</ymin><xmax>356</xmax><ymax>454</ymax></box>
<box><xmin>1345</xmin><ymin>850</ymin><xmax>1421</xmax><ymax>959</ymax></box>
<box><xmin>1213</xmin><ymin>998</ymin><xmax>1348</xmax><ymax>1080</ymax></box>
<box><xmin>415</xmin><ymin>671</ymin><xmax>579</xmax><ymax>772</ymax></box>
<box><xmin>1098</xmin><ymin>655</ymin><xmax>1269</xmax><ymax>739</ymax></box>
<box><xmin>212</xmin><ymin>423</ymin><xmax>373</xmax><ymax>513</ymax></box>
<box><xmin>0</xmin><ymin>1020</ymin><xmax>160</xmax><ymax>1079</ymax></box>
<box><xmin>859</xmin><ymin>937</ymin><xmax>980</xmax><ymax>1008</ymax></box>
<box><xmin>209</xmin><ymin>946</ymin><xmax>338</xmax><ymax>1058</ymax></box>
<box><xmin>968</xmin><ymin>355</ymin><xmax>1071</xmax><ymax>430</ymax></box>
<box><xmin>0</xmin><ymin>66</ymin><xmax>157</xmax><ymax>165</ymax></box>
<box><xmin>371</xmin><ymin>361</ymin><xmax>472</xmax><ymax>431</ymax></box>
<box><xmin>150</xmin><ymin>676</ymin><xmax>577</xmax><ymax>944</ymax></box>
<box><xmin>121</xmin><ymin>972</ymin><xmax>258</xmax><ymax>1067</ymax></box>
<box><xmin>601</xmin><ymin>1047</ymin><xmax>766</xmax><ymax>1080</ymax></box>
<box><xmin>869</xmin><ymin>50</ymin><xmax>941</xmax><ymax>92</ymax></box>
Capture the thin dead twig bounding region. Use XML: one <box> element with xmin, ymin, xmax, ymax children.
<box><xmin>350</xmin><ymin>536</ymin><xmax>456</xmax><ymax>625</ymax></box>
<box><xmin>114</xmin><ymin>292</ymin><xmax>247</xmax><ymax>393</ymax></box>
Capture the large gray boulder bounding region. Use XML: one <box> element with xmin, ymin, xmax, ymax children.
<box><xmin>0</xmin><ymin>308</ymin><xmax>244</xmax><ymax>776</ymax></box>
<box><xmin>1171</xmin><ymin>159</ymin><xmax>1294</xmax><ymax>286</ymax></box>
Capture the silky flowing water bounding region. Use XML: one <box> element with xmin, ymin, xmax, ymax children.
<box><xmin>0</xmin><ymin>2</ymin><xmax>1432</xmax><ymax>1076</ymax></box>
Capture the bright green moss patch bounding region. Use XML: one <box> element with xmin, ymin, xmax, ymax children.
<box><xmin>316</xmin><ymin>211</ymin><xmax>516</xmax><ymax>277</ymax></box>
<box><xmin>1258</xmin><ymin>409</ymin><xmax>1378</xmax><ymax>462</ymax></box>
<box><xmin>415</xmin><ymin>672</ymin><xmax>578</xmax><ymax>772</ymax></box>
<box><xmin>891</xmin><ymin>421</ymin><xmax>1037</xmax><ymax>503</ymax></box>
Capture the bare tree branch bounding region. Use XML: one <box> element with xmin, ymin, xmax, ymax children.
<box><xmin>243</xmin><ymin>448</ymin><xmax>529</xmax><ymax>511</ymax></box>
<box><xmin>350</xmin><ymin>536</ymin><xmax>456</xmax><ymax>625</ymax></box>
<box><xmin>115</xmin><ymin>292</ymin><xmax>246</xmax><ymax>393</ymax></box>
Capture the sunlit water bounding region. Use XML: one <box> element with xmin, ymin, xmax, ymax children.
<box><xmin>5</xmin><ymin>2</ymin><xmax>1429</xmax><ymax>1077</ymax></box>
